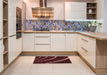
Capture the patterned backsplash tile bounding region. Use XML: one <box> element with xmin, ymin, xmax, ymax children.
<box><xmin>25</xmin><ymin>20</ymin><xmax>90</xmax><ymax>31</ymax></box>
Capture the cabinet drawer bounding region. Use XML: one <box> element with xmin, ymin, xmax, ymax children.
<box><xmin>35</xmin><ymin>33</ymin><xmax>50</xmax><ymax>37</ymax></box>
<box><xmin>35</xmin><ymin>37</ymin><xmax>50</xmax><ymax>44</ymax></box>
<box><xmin>35</xmin><ymin>45</ymin><xmax>50</xmax><ymax>51</ymax></box>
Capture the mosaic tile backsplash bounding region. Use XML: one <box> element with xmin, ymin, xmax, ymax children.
<box><xmin>25</xmin><ymin>20</ymin><xmax>90</xmax><ymax>31</ymax></box>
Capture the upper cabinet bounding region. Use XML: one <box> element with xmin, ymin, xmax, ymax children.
<box><xmin>0</xmin><ymin>0</ymin><xmax>3</xmax><ymax>38</ymax></box>
<box><xmin>8</xmin><ymin>0</ymin><xmax>16</xmax><ymax>36</ymax></box>
<box><xmin>87</xmin><ymin>3</ymin><xmax>97</xmax><ymax>19</ymax></box>
<box><xmin>65</xmin><ymin>2</ymin><xmax>86</xmax><ymax>20</ymax></box>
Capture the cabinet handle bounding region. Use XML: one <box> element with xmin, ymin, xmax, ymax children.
<box><xmin>81</xmin><ymin>47</ymin><xmax>88</xmax><ymax>52</ymax></box>
<box><xmin>81</xmin><ymin>38</ymin><xmax>88</xmax><ymax>42</ymax></box>
<box><xmin>35</xmin><ymin>36</ymin><xmax>49</xmax><ymax>38</ymax></box>
<box><xmin>9</xmin><ymin>34</ymin><xmax>16</xmax><ymax>37</ymax></box>
<box><xmin>36</xmin><ymin>43</ymin><xmax>49</xmax><ymax>45</ymax></box>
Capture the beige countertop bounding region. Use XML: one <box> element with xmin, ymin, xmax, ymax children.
<box><xmin>22</xmin><ymin>31</ymin><xmax>107</xmax><ymax>40</ymax></box>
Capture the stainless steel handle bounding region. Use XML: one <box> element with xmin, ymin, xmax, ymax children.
<box><xmin>36</xmin><ymin>43</ymin><xmax>49</xmax><ymax>45</ymax></box>
<box><xmin>81</xmin><ymin>38</ymin><xmax>88</xmax><ymax>42</ymax></box>
<box><xmin>81</xmin><ymin>47</ymin><xmax>88</xmax><ymax>52</ymax></box>
<box><xmin>9</xmin><ymin>34</ymin><xmax>16</xmax><ymax>37</ymax></box>
<box><xmin>35</xmin><ymin>36</ymin><xmax>49</xmax><ymax>38</ymax></box>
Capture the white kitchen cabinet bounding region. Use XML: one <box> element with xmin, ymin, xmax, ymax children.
<box><xmin>0</xmin><ymin>0</ymin><xmax>3</xmax><ymax>39</ymax></box>
<box><xmin>65</xmin><ymin>2</ymin><xmax>86</xmax><ymax>19</ymax></box>
<box><xmin>8</xmin><ymin>36</ymin><xmax>17</xmax><ymax>64</ymax></box>
<box><xmin>35</xmin><ymin>33</ymin><xmax>50</xmax><ymax>51</ymax></box>
<box><xmin>8</xmin><ymin>0</ymin><xmax>16</xmax><ymax>36</ymax></box>
<box><xmin>51</xmin><ymin>33</ymin><xmax>66</xmax><ymax>51</ymax></box>
<box><xmin>66</xmin><ymin>34</ymin><xmax>77</xmax><ymax>51</ymax></box>
<box><xmin>16</xmin><ymin>38</ymin><xmax>22</xmax><ymax>54</ymax></box>
<box><xmin>0</xmin><ymin>40</ymin><xmax>3</xmax><ymax>73</ymax></box>
<box><xmin>22</xmin><ymin>33</ymin><xmax>35</xmax><ymax>51</ymax></box>
<box><xmin>78</xmin><ymin>35</ymin><xmax>96</xmax><ymax>68</ymax></box>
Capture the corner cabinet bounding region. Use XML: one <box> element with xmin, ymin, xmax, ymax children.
<box><xmin>65</xmin><ymin>2</ymin><xmax>86</xmax><ymax>19</ymax></box>
<box><xmin>78</xmin><ymin>34</ymin><xmax>96</xmax><ymax>68</ymax></box>
<box><xmin>51</xmin><ymin>33</ymin><xmax>66</xmax><ymax>51</ymax></box>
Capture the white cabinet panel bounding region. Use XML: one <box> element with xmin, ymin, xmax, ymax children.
<box><xmin>35</xmin><ymin>37</ymin><xmax>50</xmax><ymax>44</ymax></box>
<box><xmin>0</xmin><ymin>0</ymin><xmax>3</xmax><ymax>38</ymax></box>
<box><xmin>8</xmin><ymin>36</ymin><xmax>17</xmax><ymax>64</ymax></box>
<box><xmin>8</xmin><ymin>0</ymin><xmax>16</xmax><ymax>36</ymax></box>
<box><xmin>35</xmin><ymin>45</ymin><xmax>50</xmax><ymax>51</ymax></box>
<box><xmin>78</xmin><ymin>34</ymin><xmax>96</xmax><ymax>68</ymax></box>
<box><xmin>0</xmin><ymin>40</ymin><xmax>3</xmax><ymax>72</ymax></box>
<box><xmin>51</xmin><ymin>33</ymin><xmax>66</xmax><ymax>51</ymax></box>
<box><xmin>35</xmin><ymin>33</ymin><xmax>51</xmax><ymax>51</ymax></box>
<box><xmin>16</xmin><ymin>38</ymin><xmax>22</xmax><ymax>54</ymax></box>
<box><xmin>22</xmin><ymin>33</ymin><xmax>35</xmax><ymax>51</ymax></box>
<box><xmin>0</xmin><ymin>52</ymin><xmax>3</xmax><ymax>73</ymax></box>
<box><xmin>65</xmin><ymin>2</ymin><xmax>86</xmax><ymax>19</ymax></box>
<box><xmin>66</xmin><ymin>34</ymin><xmax>77</xmax><ymax>51</ymax></box>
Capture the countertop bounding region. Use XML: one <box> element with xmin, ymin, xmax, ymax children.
<box><xmin>22</xmin><ymin>31</ymin><xmax>107</xmax><ymax>40</ymax></box>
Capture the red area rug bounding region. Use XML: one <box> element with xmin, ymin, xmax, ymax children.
<box><xmin>33</xmin><ymin>56</ymin><xmax>71</xmax><ymax>64</ymax></box>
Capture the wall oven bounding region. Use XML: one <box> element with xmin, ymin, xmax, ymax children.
<box><xmin>16</xmin><ymin>7</ymin><xmax>22</xmax><ymax>39</ymax></box>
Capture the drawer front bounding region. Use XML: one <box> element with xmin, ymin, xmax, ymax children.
<box><xmin>35</xmin><ymin>33</ymin><xmax>50</xmax><ymax>37</ymax></box>
<box><xmin>35</xmin><ymin>45</ymin><xmax>50</xmax><ymax>51</ymax></box>
<box><xmin>35</xmin><ymin>37</ymin><xmax>50</xmax><ymax>44</ymax></box>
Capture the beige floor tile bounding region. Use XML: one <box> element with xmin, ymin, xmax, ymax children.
<box><xmin>2</xmin><ymin>56</ymin><xmax>96</xmax><ymax>75</ymax></box>
<box><xmin>29</xmin><ymin>72</ymin><xmax>53</xmax><ymax>75</ymax></box>
<box><xmin>29</xmin><ymin>64</ymin><xmax>53</xmax><ymax>73</ymax></box>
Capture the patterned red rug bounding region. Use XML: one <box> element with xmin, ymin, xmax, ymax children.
<box><xmin>33</xmin><ymin>56</ymin><xmax>71</xmax><ymax>64</ymax></box>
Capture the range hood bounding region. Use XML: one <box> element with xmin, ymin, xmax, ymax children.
<box><xmin>32</xmin><ymin>0</ymin><xmax>54</xmax><ymax>19</ymax></box>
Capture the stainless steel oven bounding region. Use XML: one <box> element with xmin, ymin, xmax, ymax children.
<box><xmin>16</xmin><ymin>7</ymin><xmax>22</xmax><ymax>39</ymax></box>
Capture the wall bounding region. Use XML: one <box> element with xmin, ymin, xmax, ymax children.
<box><xmin>94</xmin><ymin>0</ymin><xmax>104</xmax><ymax>32</ymax></box>
<box><xmin>16</xmin><ymin>0</ymin><xmax>23</xmax><ymax>8</ymax></box>
<box><xmin>23</xmin><ymin>0</ymin><xmax>94</xmax><ymax>20</ymax></box>
<box><xmin>104</xmin><ymin>0</ymin><xmax>107</xmax><ymax>33</ymax></box>
<box><xmin>95</xmin><ymin>0</ymin><xmax>104</xmax><ymax>20</ymax></box>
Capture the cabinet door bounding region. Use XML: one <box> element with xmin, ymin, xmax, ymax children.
<box><xmin>65</xmin><ymin>2</ymin><xmax>86</xmax><ymax>19</ymax></box>
<box><xmin>8</xmin><ymin>36</ymin><xmax>17</xmax><ymax>64</ymax></box>
<box><xmin>66</xmin><ymin>34</ymin><xmax>77</xmax><ymax>51</ymax></box>
<box><xmin>16</xmin><ymin>38</ymin><xmax>22</xmax><ymax>54</ymax></box>
<box><xmin>51</xmin><ymin>33</ymin><xmax>66</xmax><ymax>51</ymax></box>
<box><xmin>8</xmin><ymin>0</ymin><xmax>16</xmax><ymax>36</ymax></box>
<box><xmin>22</xmin><ymin>33</ymin><xmax>35</xmax><ymax>51</ymax></box>
<box><xmin>0</xmin><ymin>0</ymin><xmax>3</xmax><ymax>38</ymax></box>
<box><xmin>0</xmin><ymin>40</ymin><xmax>3</xmax><ymax>72</ymax></box>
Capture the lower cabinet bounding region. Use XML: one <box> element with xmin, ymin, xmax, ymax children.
<box><xmin>78</xmin><ymin>35</ymin><xmax>96</xmax><ymax>68</ymax></box>
<box><xmin>51</xmin><ymin>33</ymin><xmax>66</xmax><ymax>51</ymax></box>
<box><xmin>8</xmin><ymin>36</ymin><xmax>17</xmax><ymax>64</ymax></box>
<box><xmin>0</xmin><ymin>40</ymin><xmax>3</xmax><ymax>73</ymax></box>
<box><xmin>35</xmin><ymin>33</ymin><xmax>50</xmax><ymax>51</ymax></box>
<box><xmin>66</xmin><ymin>33</ymin><xmax>77</xmax><ymax>51</ymax></box>
<box><xmin>22</xmin><ymin>33</ymin><xmax>35</xmax><ymax>51</ymax></box>
<box><xmin>16</xmin><ymin>38</ymin><xmax>22</xmax><ymax>54</ymax></box>
<box><xmin>22</xmin><ymin>33</ymin><xmax>77</xmax><ymax>52</ymax></box>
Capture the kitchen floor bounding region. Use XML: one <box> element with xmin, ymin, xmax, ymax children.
<box><xmin>2</xmin><ymin>55</ymin><xmax>96</xmax><ymax>75</ymax></box>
